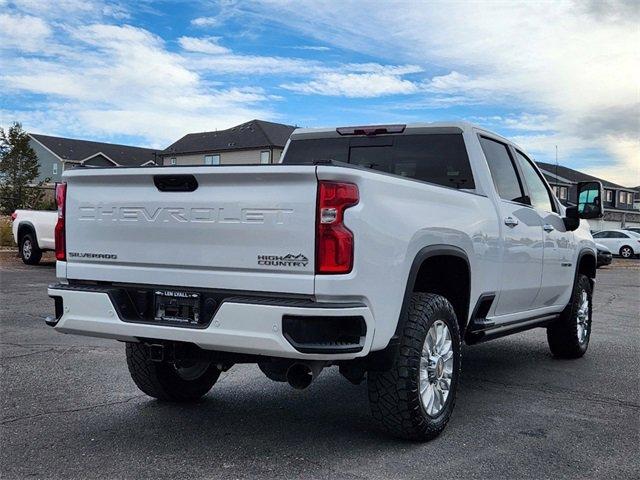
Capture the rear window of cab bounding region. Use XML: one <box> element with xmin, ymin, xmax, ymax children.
<box><xmin>283</xmin><ymin>133</ymin><xmax>475</xmax><ymax>190</ymax></box>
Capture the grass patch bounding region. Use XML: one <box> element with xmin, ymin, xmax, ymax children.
<box><xmin>0</xmin><ymin>217</ymin><xmax>16</xmax><ymax>247</ymax></box>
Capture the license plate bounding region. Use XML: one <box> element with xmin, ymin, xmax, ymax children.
<box><xmin>154</xmin><ymin>290</ymin><xmax>200</xmax><ymax>325</ymax></box>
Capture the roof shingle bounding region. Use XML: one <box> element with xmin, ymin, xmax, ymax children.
<box><xmin>535</xmin><ymin>161</ymin><xmax>632</xmax><ymax>190</ymax></box>
<box><xmin>30</xmin><ymin>133</ymin><xmax>160</xmax><ymax>166</ymax></box>
<box><xmin>163</xmin><ymin>119</ymin><xmax>296</xmax><ymax>155</ymax></box>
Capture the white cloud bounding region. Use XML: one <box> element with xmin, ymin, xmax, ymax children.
<box><xmin>1</xmin><ymin>22</ymin><xmax>274</xmax><ymax>145</ymax></box>
<box><xmin>178</xmin><ymin>36</ymin><xmax>231</xmax><ymax>55</ymax></box>
<box><xmin>10</xmin><ymin>0</ymin><xmax>129</xmax><ymax>20</ymax></box>
<box><xmin>0</xmin><ymin>13</ymin><xmax>51</xmax><ymax>52</ymax></box>
<box><xmin>243</xmin><ymin>0</ymin><xmax>640</xmax><ymax>185</ymax></box>
<box><xmin>191</xmin><ymin>16</ymin><xmax>220</xmax><ymax>27</ymax></box>
<box><xmin>282</xmin><ymin>72</ymin><xmax>419</xmax><ymax>97</ymax></box>
<box><xmin>292</xmin><ymin>45</ymin><xmax>330</xmax><ymax>51</ymax></box>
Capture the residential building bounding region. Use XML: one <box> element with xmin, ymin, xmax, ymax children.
<box><xmin>28</xmin><ymin>133</ymin><xmax>160</xmax><ymax>183</ymax></box>
<box><xmin>536</xmin><ymin>161</ymin><xmax>640</xmax><ymax>230</ymax></box>
<box><xmin>161</xmin><ymin>119</ymin><xmax>295</xmax><ymax>166</ymax></box>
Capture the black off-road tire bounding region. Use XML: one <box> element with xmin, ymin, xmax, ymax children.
<box><xmin>20</xmin><ymin>232</ymin><xmax>42</xmax><ymax>265</ymax></box>
<box><xmin>368</xmin><ymin>293</ymin><xmax>462</xmax><ymax>441</ymax></box>
<box><xmin>126</xmin><ymin>343</ymin><xmax>221</xmax><ymax>402</ymax></box>
<box><xmin>547</xmin><ymin>274</ymin><xmax>592</xmax><ymax>359</ymax></box>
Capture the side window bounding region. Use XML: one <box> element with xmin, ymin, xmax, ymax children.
<box><xmin>479</xmin><ymin>136</ymin><xmax>525</xmax><ymax>202</ymax></box>
<box><xmin>260</xmin><ymin>150</ymin><xmax>270</xmax><ymax>164</ymax></box>
<box><xmin>514</xmin><ymin>150</ymin><xmax>555</xmax><ymax>212</ymax></box>
<box><xmin>592</xmin><ymin>232</ymin><xmax>606</xmax><ymax>239</ymax></box>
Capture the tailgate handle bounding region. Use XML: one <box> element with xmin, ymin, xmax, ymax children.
<box><xmin>154</xmin><ymin>175</ymin><xmax>198</xmax><ymax>192</ymax></box>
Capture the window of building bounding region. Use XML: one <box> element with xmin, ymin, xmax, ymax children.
<box><xmin>53</xmin><ymin>163</ymin><xmax>58</xmax><ymax>175</ymax></box>
<box><xmin>514</xmin><ymin>150</ymin><xmax>554</xmax><ymax>212</ymax></box>
<box><xmin>606</xmin><ymin>189</ymin><xmax>613</xmax><ymax>202</ymax></box>
<box><xmin>170</xmin><ymin>157</ymin><xmax>177</xmax><ymax>165</ymax></box>
<box><xmin>619</xmin><ymin>191</ymin><xmax>626</xmax><ymax>204</ymax></box>
<box><xmin>479</xmin><ymin>137</ymin><xmax>524</xmax><ymax>202</ymax></box>
<box><xmin>553</xmin><ymin>185</ymin><xmax>567</xmax><ymax>200</ymax></box>
<box><xmin>204</xmin><ymin>154</ymin><xmax>220</xmax><ymax>165</ymax></box>
<box><xmin>260</xmin><ymin>150</ymin><xmax>271</xmax><ymax>164</ymax></box>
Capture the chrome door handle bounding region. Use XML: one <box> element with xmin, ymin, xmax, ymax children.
<box><xmin>504</xmin><ymin>216</ymin><xmax>519</xmax><ymax>227</ymax></box>
<box><xmin>543</xmin><ymin>224</ymin><xmax>554</xmax><ymax>233</ymax></box>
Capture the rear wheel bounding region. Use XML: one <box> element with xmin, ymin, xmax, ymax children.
<box><xmin>619</xmin><ymin>246</ymin><xmax>634</xmax><ymax>259</ymax></box>
<box><xmin>125</xmin><ymin>342</ymin><xmax>221</xmax><ymax>401</ymax></box>
<box><xmin>20</xmin><ymin>232</ymin><xmax>42</xmax><ymax>265</ymax></box>
<box><xmin>368</xmin><ymin>293</ymin><xmax>461</xmax><ymax>441</ymax></box>
<box><xmin>547</xmin><ymin>274</ymin><xmax>592</xmax><ymax>358</ymax></box>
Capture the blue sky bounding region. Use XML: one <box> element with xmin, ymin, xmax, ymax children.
<box><xmin>1</xmin><ymin>0</ymin><xmax>638</xmax><ymax>185</ymax></box>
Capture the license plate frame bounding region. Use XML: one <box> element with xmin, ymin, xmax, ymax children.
<box><xmin>154</xmin><ymin>290</ymin><xmax>201</xmax><ymax>325</ymax></box>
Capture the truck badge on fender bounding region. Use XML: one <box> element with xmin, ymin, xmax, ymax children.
<box><xmin>257</xmin><ymin>254</ymin><xmax>309</xmax><ymax>267</ymax></box>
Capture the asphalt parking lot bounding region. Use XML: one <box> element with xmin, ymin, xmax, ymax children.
<box><xmin>1</xmin><ymin>252</ymin><xmax>639</xmax><ymax>480</ymax></box>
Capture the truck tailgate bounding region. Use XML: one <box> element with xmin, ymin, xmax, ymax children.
<box><xmin>63</xmin><ymin>166</ymin><xmax>318</xmax><ymax>294</ymax></box>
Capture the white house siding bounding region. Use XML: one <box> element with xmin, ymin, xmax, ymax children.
<box><xmin>163</xmin><ymin>149</ymin><xmax>277</xmax><ymax>166</ymax></box>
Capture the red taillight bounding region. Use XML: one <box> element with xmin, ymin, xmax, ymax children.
<box><xmin>316</xmin><ymin>181</ymin><xmax>359</xmax><ymax>274</ymax></box>
<box><xmin>55</xmin><ymin>183</ymin><xmax>66</xmax><ymax>261</ymax></box>
<box><xmin>11</xmin><ymin>211</ymin><xmax>17</xmax><ymax>221</ymax></box>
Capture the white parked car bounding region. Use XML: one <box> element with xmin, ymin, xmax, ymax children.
<box><xmin>47</xmin><ymin>122</ymin><xmax>603</xmax><ymax>440</ymax></box>
<box><xmin>592</xmin><ymin>229</ymin><xmax>640</xmax><ymax>259</ymax></box>
<box><xmin>11</xmin><ymin>209</ymin><xmax>57</xmax><ymax>264</ymax></box>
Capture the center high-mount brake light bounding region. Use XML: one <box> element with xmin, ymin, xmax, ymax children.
<box><xmin>55</xmin><ymin>183</ymin><xmax>66</xmax><ymax>261</ymax></box>
<box><xmin>336</xmin><ymin>124</ymin><xmax>406</xmax><ymax>136</ymax></box>
<box><xmin>316</xmin><ymin>181</ymin><xmax>359</xmax><ymax>274</ymax></box>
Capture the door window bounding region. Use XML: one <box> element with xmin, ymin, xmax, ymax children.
<box><xmin>479</xmin><ymin>136</ymin><xmax>525</xmax><ymax>202</ymax></box>
<box><xmin>514</xmin><ymin>150</ymin><xmax>555</xmax><ymax>212</ymax></box>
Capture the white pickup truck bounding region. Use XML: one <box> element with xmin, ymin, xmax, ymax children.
<box><xmin>11</xmin><ymin>209</ymin><xmax>57</xmax><ymax>264</ymax></box>
<box><xmin>46</xmin><ymin>122</ymin><xmax>603</xmax><ymax>440</ymax></box>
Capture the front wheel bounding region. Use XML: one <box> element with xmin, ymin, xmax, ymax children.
<box><xmin>619</xmin><ymin>246</ymin><xmax>634</xmax><ymax>259</ymax></box>
<box><xmin>125</xmin><ymin>343</ymin><xmax>221</xmax><ymax>402</ymax></box>
<box><xmin>547</xmin><ymin>274</ymin><xmax>592</xmax><ymax>358</ymax></box>
<box><xmin>368</xmin><ymin>293</ymin><xmax>461</xmax><ymax>441</ymax></box>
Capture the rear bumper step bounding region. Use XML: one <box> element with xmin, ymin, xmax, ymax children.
<box><xmin>47</xmin><ymin>284</ymin><xmax>374</xmax><ymax>360</ymax></box>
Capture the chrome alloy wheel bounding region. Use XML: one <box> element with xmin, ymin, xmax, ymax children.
<box><xmin>576</xmin><ymin>289</ymin><xmax>590</xmax><ymax>344</ymax></box>
<box><xmin>22</xmin><ymin>239</ymin><xmax>32</xmax><ymax>260</ymax></box>
<box><xmin>419</xmin><ymin>320</ymin><xmax>454</xmax><ymax>417</ymax></box>
<box><xmin>620</xmin><ymin>247</ymin><xmax>633</xmax><ymax>258</ymax></box>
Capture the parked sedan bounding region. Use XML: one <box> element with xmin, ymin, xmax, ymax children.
<box><xmin>592</xmin><ymin>229</ymin><xmax>640</xmax><ymax>259</ymax></box>
<box><xmin>596</xmin><ymin>243</ymin><xmax>613</xmax><ymax>268</ymax></box>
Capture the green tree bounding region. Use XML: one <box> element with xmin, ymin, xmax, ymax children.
<box><xmin>0</xmin><ymin>122</ymin><xmax>48</xmax><ymax>215</ymax></box>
